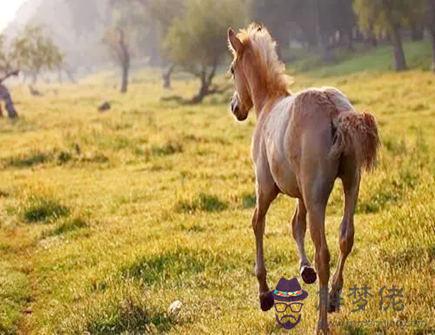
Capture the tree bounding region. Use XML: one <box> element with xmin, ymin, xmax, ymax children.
<box><xmin>148</xmin><ymin>0</ymin><xmax>186</xmax><ymax>88</ymax></box>
<box><xmin>163</xmin><ymin>0</ymin><xmax>247</xmax><ymax>103</ymax></box>
<box><xmin>104</xmin><ymin>28</ymin><xmax>131</xmax><ymax>93</ymax></box>
<box><xmin>354</xmin><ymin>0</ymin><xmax>425</xmax><ymax>71</ymax></box>
<box><xmin>0</xmin><ymin>35</ymin><xmax>13</xmax><ymax>74</ymax></box>
<box><xmin>11</xmin><ymin>25</ymin><xmax>64</xmax><ymax>83</ymax></box>
<box><xmin>252</xmin><ymin>0</ymin><xmax>357</xmax><ymax>59</ymax></box>
<box><xmin>0</xmin><ymin>77</ymin><xmax>19</xmax><ymax>119</ymax></box>
<box><xmin>0</xmin><ymin>35</ymin><xmax>19</xmax><ymax>118</ymax></box>
<box><xmin>131</xmin><ymin>0</ymin><xmax>186</xmax><ymax>88</ymax></box>
<box><xmin>105</xmin><ymin>0</ymin><xmax>148</xmax><ymax>93</ymax></box>
<box><xmin>252</xmin><ymin>0</ymin><xmax>295</xmax><ymax>56</ymax></box>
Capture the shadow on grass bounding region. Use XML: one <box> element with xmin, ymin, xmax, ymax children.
<box><xmin>85</xmin><ymin>297</ymin><xmax>174</xmax><ymax>334</ymax></box>
<box><xmin>4</xmin><ymin>151</ymin><xmax>49</xmax><ymax>168</ymax></box>
<box><xmin>120</xmin><ymin>247</ymin><xmax>240</xmax><ymax>287</ymax></box>
<box><xmin>175</xmin><ymin>193</ymin><xmax>228</xmax><ymax>213</ymax></box>
<box><xmin>1</xmin><ymin>147</ymin><xmax>109</xmax><ymax>169</ymax></box>
<box><xmin>241</xmin><ymin>192</ymin><xmax>256</xmax><ymax>209</ymax></box>
<box><xmin>150</xmin><ymin>141</ymin><xmax>183</xmax><ymax>157</ymax></box>
<box><xmin>45</xmin><ymin>217</ymin><xmax>88</xmax><ymax>236</ymax></box>
<box><xmin>22</xmin><ymin>197</ymin><xmax>69</xmax><ymax>223</ymax></box>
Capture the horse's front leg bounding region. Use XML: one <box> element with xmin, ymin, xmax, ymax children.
<box><xmin>253</xmin><ymin>184</ymin><xmax>279</xmax><ymax>311</ymax></box>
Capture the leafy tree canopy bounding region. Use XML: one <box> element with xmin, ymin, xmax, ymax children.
<box><xmin>11</xmin><ymin>25</ymin><xmax>64</xmax><ymax>78</ymax></box>
<box><xmin>163</xmin><ymin>0</ymin><xmax>247</xmax><ymax>74</ymax></box>
<box><xmin>354</xmin><ymin>0</ymin><xmax>425</xmax><ymax>36</ymax></box>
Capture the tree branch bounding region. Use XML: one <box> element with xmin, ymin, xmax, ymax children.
<box><xmin>0</xmin><ymin>70</ymin><xmax>19</xmax><ymax>84</ymax></box>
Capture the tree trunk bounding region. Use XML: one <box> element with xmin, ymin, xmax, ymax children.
<box><xmin>314</xmin><ymin>0</ymin><xmax>333</xmax><ymax>62</ymax></box>
<box><xmin>346</xmin><ymin>30</ymin><xmax>354</xmax><ymax>51</ymax></box>
<box><xmin>191</xmin><ymin>69</ymin><xmax>210</xmax><ymax>104</ymax></box>
<box><xmin>117</xmin><ymin>28</ymin><xmax>130</xmax><ymax>94</ymax></box>
<box><xmin>31</xmin><ymin>68</ymin><xmax>41</xmax><ymax>85</ymax></box>
<box><xmin>367</xmin><ymin>24</ymin><xmax>378</xmax><ymax>47</ymax></box>
<box><xmin>192</xmin><ymin>79</ymin><xmax>209</xmax><ymax>104</ymax></box>
<box><xmin>121</xmin><ymin>63</ymin><xmax>129</xmax><ymax>93</ymax></box>
<box><xmin>411</xmin><ymin>24</ymin><xmax>424</xmax><ymax>41</ymax></box>
<box><xmin>382</xmin><ymin>0</ymin><xmax>407</xmax><ymax>71</ymax></box>
<box><xmin>65</xmin><ymin>68</ymin><xmax>76</xmax><ymax>83</ymax></box>
<box><xmin>428</xmin><ymin>0</ymin><xmax>435</xmax><ymax>72</ymax></box>
<box><xmin>389</xmin><ymin>25</ymin><xmax>407</xmax><ymax>71</ymax></box>
<box><xmin>0</xmin><ymin>84</ymin><xmax>18</xmax><ymax>119</ymax></box>
<box><xmin>191</xmin><ymin>62</ymin><xmax>217</xmax><ymax>104</ymax></box>
<box><xmin>162</xmin><ymin>64</ymin><xmax>175</xmax><ymax>89</ymax></box>
<box><xmin>430</xmin><ymin>29</ymin><xmax>435</xmax><ymax>72</ymax></box>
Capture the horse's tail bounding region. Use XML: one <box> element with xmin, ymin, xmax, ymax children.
<box><xmin>324</xmin><ymin>88</ymin><xmax>380</xmax><ymax>171</ymax></box>
<box><xmin>331</xmin><ymin>111</ymin><xmax>379</xmax><ymax>171</ymax></box>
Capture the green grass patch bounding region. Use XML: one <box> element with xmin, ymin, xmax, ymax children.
<box><xmin>85</xmin><ymin>296</ymin><xmax>173</xmax><ymax>334</ymax></box>
<box><xmin>289</xmin><ymin>40</ymin><xmax>432</xmax><ymax>77</ymax></box>
<box><xmin>0</xmin><ymin>262</ymin><xmax>31</xmax><ymax>335</ymax></box>
<box><xmin>4</xmin><ymin>151</ymin><xmax>50</xmax><ymax>168</ymax></box>
<box><xmin>241</xmin><ymin>192</ymin><xmax>256</xmax><ymax>209</ymax></box>
<box><xmin>150</xmin><ymin>140</ymin><xmax>183</xmax><ymax>156</ymax></box>
<box><xmin>47</xmin><ymin>217</ymin><xmax>88</xmax><ymax>236</ymax></box>
<box><xmin>120</xmin><ymin>247</ymin><xmax>238</xmax><ymax>287</ymax></box>
<box><xmin>176</xmin><ymin>193</ymin><xmax>228</xmax><ymax>213</ymax></box>
<box><xmin>21</xmin><ymin>197</ymin><xmax>69</xmax><ymax>223</ymax></box>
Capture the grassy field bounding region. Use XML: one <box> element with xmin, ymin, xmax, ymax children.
<box><xmin>0</xmin><ymin>41</ymin><xmax>434</xmax><ymax>334</ymax></box>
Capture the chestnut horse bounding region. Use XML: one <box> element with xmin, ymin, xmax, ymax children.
<box><xmin>227</xmin><ymin>24</ymin><xmax>379</xmax><ymax>334</ymax></box>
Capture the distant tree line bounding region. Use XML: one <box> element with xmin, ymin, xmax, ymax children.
<box><xmin>108</xmin><ymin>0</ymin><xmax>434</xmax><ymax>99</ymax></box>
<box><xmin>111</xmin><ymin>0</ymin><xmax>246</xmax><ymax>101</ymax></box>
<box><xmin>1</xmin><ymin>0</ymin><xmax>434</xmax><ymax>103</ymax></box>
<box><xmin>253</xmin><ymin>0</ymin><xmax>435</xmax><ymax>71</ymax></box>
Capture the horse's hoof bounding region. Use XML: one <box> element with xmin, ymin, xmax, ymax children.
<box><xmin>259</xmin><ymin>291</ymin><xmax>274</xmax><ymax>311</ymax></box>
<box><xmin>328</xmin><ymin>302</ymin><xmax>339</xmax><ymax>313</ymax></box>
<box><xmin>301</xmin><ymin>265</ymin><xmax>317</xmax><ymax>284</ymax></box>
<box><xmin>315</xmin><ymin>323</ymin><xmax>330</xmax><ymax>335</ymax></box>
<box><xmin>315</xmin><ymin>327</ymin><xmax>330</xmax><ymax>335</ymax></box>
<box><xmin>328</xmin><ymin>290</ymin><xmax>341</xmax><ymax>313</ymax></box>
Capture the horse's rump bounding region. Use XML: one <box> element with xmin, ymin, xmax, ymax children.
<box><xmin>289</xmin><ymin>87</ymin><xmax>379</xmax><ymax>173</ymax></box>
<box><xmin>323</xmin><ymin>88</ymin><xmax>380</xmax><ymax>171</ymax></box>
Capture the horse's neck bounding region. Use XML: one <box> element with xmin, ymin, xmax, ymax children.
<box><xmin>248</xmin><ymin>70</ymin><xmax>288</xmax><ymax>118</ymax></box>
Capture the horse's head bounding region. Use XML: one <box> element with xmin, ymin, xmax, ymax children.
<box><xmin>227</xmin><ymin>28</ymin><xmax>253</xmax><ymax>121</ymax></box>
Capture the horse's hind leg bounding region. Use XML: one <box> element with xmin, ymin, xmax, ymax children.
<box><xmin>291</xmin><ymin>199</ymin><xmax>317</xmax><ymax>284</ymax></box>
<box><xmin>305</xmin><ymin>198</ymin><xmax>330</xmax><ymax>334</ymax></box>
<box><xmin>253</xmin><ymin>183</ymin><xmax>279</xmax><ymax>311</ymax></box>
<box><xmin>328</xmin><ymin>160</ymin><xmax>360</xmax><ymax>313</ymax></box>
<box><xmin>299</xmin><ymin>151</ymin><xmax>336</xmax><ymax>332</ymax></box>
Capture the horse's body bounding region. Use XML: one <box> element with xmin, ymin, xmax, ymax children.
<box><xmin>227</xmin><ymin>25</ymin><xmax>379</xmax><ymax>334</ymax></box>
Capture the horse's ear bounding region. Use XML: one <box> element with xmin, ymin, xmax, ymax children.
<box><xmin>228</xmin><ymin>28</ymin><xmax>242</xmax><ymax>54</ymax></box>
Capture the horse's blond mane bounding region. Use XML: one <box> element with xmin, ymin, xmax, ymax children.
<box><xmin>237</xmin><ymin>24</ymin><xmax>290</xmax><ymax>95</ymax></box>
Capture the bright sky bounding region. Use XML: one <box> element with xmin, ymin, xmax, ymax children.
<box><xmin>0</xmin><ymin>0</ymin><xmax>27</xmax><ymax>32</ymax></box>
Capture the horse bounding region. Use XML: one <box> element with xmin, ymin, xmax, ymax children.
<box><xmin>227</xmin><ymin>24</ymin><xmax>379</xmax><ymax>334</ymax></box>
